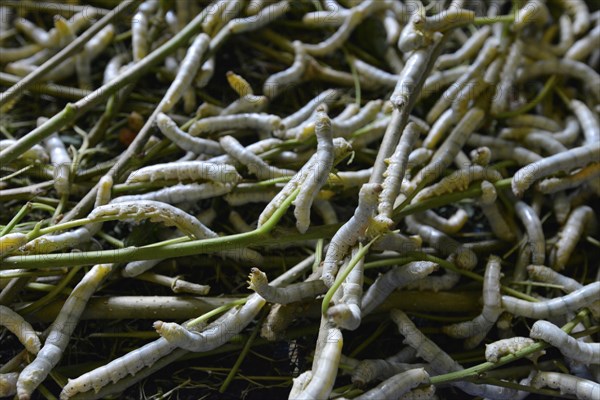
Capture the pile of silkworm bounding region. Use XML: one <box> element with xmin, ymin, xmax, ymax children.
<box><xmin>0</xmin><ymin>0</ymin><xmax>599</xmax><ymax>399</ymax></box>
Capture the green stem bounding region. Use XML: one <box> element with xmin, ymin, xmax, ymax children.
<box><xmin>1</xmin><ymin>202</ymin><xmax>32</xmax><ymax>236</ymax></box>
<box><xmin>16</xmin><ymin>265</ymin><xmax>83</xmax><ymax>315</ymax></box>
<box><xmin>188</xmin><ymin>298</ymin><xmax>248</xmax><ymax>328</ymax></box>
<box><xmin>494</xmin><ymin>76</ymin><xmax>557</xmax><ymax>119</ymax></box>
<box><xmin>0</xmin><ymin>72</ymin><xmax>91</xmax><ymax>101</ymax></box>
<box><xmin>429</xmin><ymin>311</ymin><xmax>586</xmax><ymax>385</ymax></box>
<box><xmin>394</xmin><ymin>178</ymin><xmax>512</xmax><ymax>220</ymax></box>
<box><xmin>0</xmin><ymin>0</ymin><xmax>139</xmax><ymax>107</ymax></box>
<box><xmin>473</xmin><ymin>15</ymin><xmax>515</xmax><ymax>25</ymax></box>
<box><xmin>219</xmin><ymin>314</ymin><xmax>264</xmax><ymax>393</ymax></box>
<box><xmin>321</xmin><ymin>237</ymin><xmax>378</xmax><ymax>316</ymax></box>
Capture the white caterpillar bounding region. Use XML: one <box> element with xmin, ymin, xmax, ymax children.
<box><xmin>570</xmin><ymin>99</ymin><xmax>600</xmax><ymax>146</ymax></box>
<box><xmin>247</xmin><ymin>268</ymin><xmax>326</xmax><ymax>304</ymax></box>
<box><xmin>443</xmin><ymin>255</ymin><xmax>502</xmax><ymax>345</ymax></box>
<box><xmin>0</xmin><ymin>373</ymin><xmax>18</xmax><ymax>398</ymax></box>
<box><xmin>530</xmin><ymin>320</ymin><xmax>599</xmax><ymax>366</ymax></box>
<box><xmin>160</xmin><ymin>33</ymin><xmax>210</xmax><ymax>112</ymax></box>
<box><xmin>531</xmin><ymin>371</ymin><xmax>599</xmax><ymax>400</ymax></box>
<box><xmin>293</xmin><ymin>107</ymin><xmax>333</xmax><ymax>233</ymax></box>
<box><xmin>43</xmin><ymin>129</ymin><xmax>71</xmax><ymax>196</ymax></box>
<box><xmin>537</xmin><ymin>163</ymin><xmax>600</xmax><ymax>194</ymax></box>
<box><xmin>18</xmin><ymin>264</ymin><xmax>113</xmax><ymax>400</ymax></box>
<box><xmin>327</xmin><ymin>246</ymin><xmax>364</xmax><ymax>330</ymax></box>
<box><xmin>321</xmin><ymin>183</ymin><xmax>382</xmax><ymax>287</ymax></box>
<box><xmin>551</xmin><ymin>206</ymin><xmax>596</xmax><ymax>270</ymax></box>
<box><xmin>502</xmin><ymin>281</ymin><xmax>600</xmax><ymax>318</ymax></box>
<box><xmin>126</xmin><ymin>161</ymin><xmax>241</xmax><ymax>184</ymax></box>
<box><xmin>361</xmin><ymin>261</ymin><xmax>437</xmax><ymax>316</ymax></box>
<box><xmin>111</xmin><ymin>181</ymin><xmax>231</xmax><ymax>205</ymax></box>
<box><xmin>354</xmin><ymin>368</ymin><xmax>430</xmax><ymax>400</ymax></box>
<box><xmin>0</xmin><ymin>232</ymin><xmax>28</xmax><ymax>258</ymax></box>
<box><xmin>485</xmin><ymin>337</ymin><xmax>539</xmax><ymax>363</ymax></box>
<box><xmin>391</xmin><ymin>309</ymin><xmax>522</xmax><ymax>399</ymax></box>
<box><xmin>514</xmin><ymin>201</ymin><xmax>546</xmax><ymax>265</ymax></box>
<box><xmin>435</xmin><ymin>26</ymin><xmax>490</xmax><ymax>70</ymax></box>
<box><xmin>156</xmin><ymin>112</ymin><xmax>222</xmax><ymax>156</ymax></box>
<box><xmin>219</xmin><ymin>135</ymin><xmax>294</xmax><ymax>180</ymax></box>
<box><xmin>332</xmin><ymin>100</ymin><xmax>383</xmax><ymax>138</ymax></box>
<box><xmin>0</xmin><ymin>305</ymin><xmax>41</xmax><ymax>354</ymax></box>
<box><xmin>511</xmin><ymin>142</ymin><xmax>600</xmax><ymax>197</ymax></box>
<box><xmin>263</xmin><ymin>41</ymin><xmax>307</xmax><ymax>98</ymax></box>
<box><xmin>189</xmin><ymin>113</ymin><xmax>283</xmax><ymax>136</ymax></box>
<box><xmin>375</xmin><ymin>122</ymin><xmax>420</xmax><ymax>227</ymax></box>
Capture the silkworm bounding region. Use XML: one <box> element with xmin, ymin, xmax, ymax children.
<box><xmin>88</xmin><ymin>200</ymin><xmax>215</xmax><ymax>239</ymax></box>
<box><xmin>443</xmin><ymin>255</ymin><xmax>502</xmax><ymax>343</ymax></box>
<box><xmin>484</xmin><ymin>337</ymin><xmax>537</xmax><ymax>363</ymax></box>
<box><xmin>511</xmin><ymin>142</ymin><xmax>600</xmax><ymax>197</ymax></box>
<box><xmin>0</xmin><ymin>140</ymin><xmax>48</xmax><ymax>164</ymax></box>
<box><xmin>292</xmin><ymin>107</ymin><xmax>333</xmax><ymax>233</ymax></box>
<box><xmin>551</xmin><ymin>116</ymin><xmax>580</xmax><ymax>145</ymax></box>
<box><xmin>522</xmin><ymin>132</ymin><xmax>569</xmax><ymax>156</ymax></box>
<box><xmin>420</xmin><ymin>65</ymin><xmax>469</xmax><ymax>100</ymax></box>
<box><xmin>551</xmin><ymin>206</ymin><xmax>596</xmax><ymax>270</ymax></box>
<box><xmin>0</xmin><ymin>373</ymin><xmax>18</xmax><ymax>398</ymax></box>
<box><xmin>194</xmin><ymin>57</ymin><xmax>215</xmax><ymax>88</ymax></box>
<box><xmin>551</xmin><ymin>14</ymin><xmax>575</xmax><ymax>55</ymax></box>
<box><xmin>558</xmin><ymin>0</ymin><xmax>590</xmax><ymax>35</ymax></box>
<box><xmin>399</xmin><ymin>385</ymin><xmax>436</xmax><ymax>400</ymax></box>
<box><xmin>190</xmin><ymin>113</ymin><xmax>283</xmax><ymax>136</ymax></box>
<box><xmin>154</xmin><ymin>294</ymin><xmax>266</xmax><ymax>352</ymax></box>
<box><xmin>221</xmin><ymin>137</ymin><xmax>294</xmax><ymax>180</ymax></box>
<box><xmin>103</xmin><ymin>53</ymin><xmax>128</xmax><ymax>85</ymax></box>
<box><xmin>43</xmin><ymin>131</ymin><xmax>71</xmax><ymax>196</ymax></box>
<box><xmin>413</xmin><ymin>165</ymin><xmax>503</xmax><ymax>203</ymax></box>
<box><xmin>478</xmin><ymin>181</ymin><xmax>516</xmax><ymax>242</ymax></box>
<box><xmin>512</xmin><ymin>0</ymin><xmax>550</xmax><ymax>32</ymax></box>
<box><xmin>156</xmin><ymin>112</ymin><xmax>222</xmax><ymax>156</ymax></box>
<box><xmin>531</xmin><ymin>371</ymin><xmax>599</xmax><ymax>400</ymax></box>
<box><xmin>18</xmin><ymin>264</ymin><xmax>113</xmax><ymax>400</ymax></box>
<box><xmin>527</xmin><ymin>265</ymin><xmax>583</xmax><ymax>293</ymax></box>
<box><xmin>566</xmin><ymin>25</ymin><xmax>600</xmax><ymax>61</ymax></box>
<box><xmin>506</xmin><ymin>114</ymin><xmax>561</xmax><ymax>132</ymax></box>
<box><xmin>60</xmin><ymin>337</ymin><xmax>178</xmax><ymax>399</ymax></box>
<box><xmin>422</xmin><ymin>7</ymin><xmax>474</xmax><ymax>32</ymax></box>
<box><xmin>392</xmin><ymin>309</ymin><xmax>520</xmax><ymax>399</ymax></box>
<box><xmin>352</xmin><ymin>58</ymin><xmax>398</xmax><ymax>89</ymax></box>
<box><xmin>426</xmin><ymin>39</ymin><xmax>498</xmax><ymax>123</ymax></box>
<box><xmin>76</xmin><ymin>24</ymin><xmax>115</xmax><ymax>90</ymax></box>
<box><xmin>491</xmin><ymin>39</ymin><xmax>524</xmax><ymax>115</ymax></box>
<box><xmin>415</xmin><ymin>209</ymin><xmax>468</xmax><ymax>235</ymax></box>
<box><xmin>160</xmin><ymin>33</ymin><xmax>210</xmax><ymax>112</ymax></box>
<box><xmin>361</xmin><ymin>261</ymin><xmax>437</xmax><ymax>316</ymax></box>
<box><xmin>405</xmin><ymin>216</ymin><xmax>477</xmax><ymax>270</ymax></box>
<box><xmin>397</xmin><ymin>7</ymin><xmax>427</xmax><ymax>53</ymax></box>
<box><xmin>313</xmin><ymin>199</ymin><xmax>338</xmax><ymax>225</ymax></box>
<box><xmin>263</xmin><ymin>41</ymin><xmax>307</xmax><ymax>98</ymax></box>
<box><xmin>435</xmin><ymin>26</ymin><xmax>491</xmax><ymax>70</ymax></box>
<box><xmin>126</xmin><ymin>161</ymin><xmax>241</xmax><ymax>184</ymax></box>
<box><xmin>228</xmin><ymin>210</ymin><xmax>252</xmax><ymax>233</ymax></box>
<box><xmin>404</xmin><ymin>267</ymin><xmax>458</xmax><ymax>293</ymax></box>
<box><xmin>517</xmin><ymin>59</ymin><xmax>600</xmax><ymax>101</ymax></box>
<box><xmin>391</xmin><ymin>46</ymin><xmax>432</xmax><ymax>109</ymax></box>
<box><xmin>14</xmin><ymin>18</ymin><xmax>52</xmax><ymax>47</ymax></box>
<box><xmin>225</xmin><ymin>186</ymin><xmax>279</xmax><ymax>206</ymax></box>
<box><xmin>0</xmin><ymin>233</ymin><xmax>28</xmax><ymax>258</ymax></box>
<box><xmin>111</xmin><ymin>181</ymin><xmax>231</xmax><ymax>205</ymax></box>
<box><xmin>332</xmin><ymin>100</ymin><xmax>382</xmax><ymax>138</ymax></box>
<box><xmin>375</xmin><ymin>122</ymin><xmax>420</xmax><ymax>227</ymax></box>
<box><xmin>303</xmin><ymin>0</ymin><xmax>389</xmax><ymax>57</ymax></box>
<box><xmin>222</xmin><ymin>94</ymin><xmax>269</xmax><ymax>115</ymax></box>
<box><xmin>281</xmin><ymin>89</ymin><xmax>339</xmax><ymax>129</ymax></box>
<box><xmin>0</xmin><ymin>305</ymin><xmax>41</xmax><ymax>354</ymax></box>
<box><xmin>416</xmin><ymin>107</ymin><xmax>485</xmax><ymax>189</ymax></box>
<box><xmin>537</xmin><ymin>162</ymin><xmax>600</xmax><ymax>194</ymax></box>
<box><xmin>502</xmin><ymin>281</ymin><xmax>600</xmax><ymax>318</ymax></box>
<box><xmin>530</xmin><ymin>320</ymin><xmax>599</xmax><ymax>366</ymax></box>
<box><xmin>0</xmin><ymin>44</ymin><xmax>43</xmax><ymax>63</ymax></box>
<box><xmin>247</xmin><ymin>268</ymin><xmax>326</xmax><ymax>304</ymax></box>
<box><xmin>321</xmin><ymin>183</ymin><xmax>382</xmax><ymax>287</ymax></box>
<box><xmin>290</xmin><ymin>323</ymin><xmax>342</xmax><ymax>400</ymax></box>
<box><xmin>329</xmin><ymin>168</ymin><xmax>373</xmax><ymax>188</ymax></box>
<box><xmin>570</xmin><ymin>99</ymin><xmax>600</xmax><ymax>146</ymax></box>
<box><xmin>353</xmin><ymin>368</ymin><xmax>430</xmax><ymax>400</ymax></box>
<box><xmin>514</xmin><ymin>200</ymin><xmax>546</xmax><ymax>265</ymax></box>
<box><xmin>258</xmin><ymin>137</ymin><xmax>352</xmax><ymax>225</ymax></box>
<box><xmin>327</xmin><ymin>246</ymin><xmax>364</xmax><ymax>330</ymax></box>
<box><xmin>211</xmin><ymin>1</ymin><xmax>290</xmax><ymax>49</ymax></box>
<box><xmin>467</xmin><ymin>133</ymin><xmax>543</xmax><ymax>166</ymax></box>
<box><xmin>131</xmin><ymin>10</ymin><xmax>149</xmax><ymax>62</ymax></box>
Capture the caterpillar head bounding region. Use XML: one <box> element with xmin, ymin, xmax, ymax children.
<box><xmin>247</xmin><ymin>268</ymin><xmax>268</xmax><ymax>291</ymax></box>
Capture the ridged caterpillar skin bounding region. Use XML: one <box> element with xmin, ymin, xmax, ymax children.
<box><xmin>0</xmin><ymin>305</ymin><xmax>41</xmax><ymax>354</ymax></box>
<box><xmin>126</xmin><ymin>161</ymin><xmax>241</xmax><ymax>184</ymax></box>
<box><xmin>530</xmin><ymin>320</ymin><xmax>600</xmax><ymax>366</ymax></box>
<box><xmin>531</xmin><ymin>371</ymin><xmax>599</xmax><ymax>400</ymax></box>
